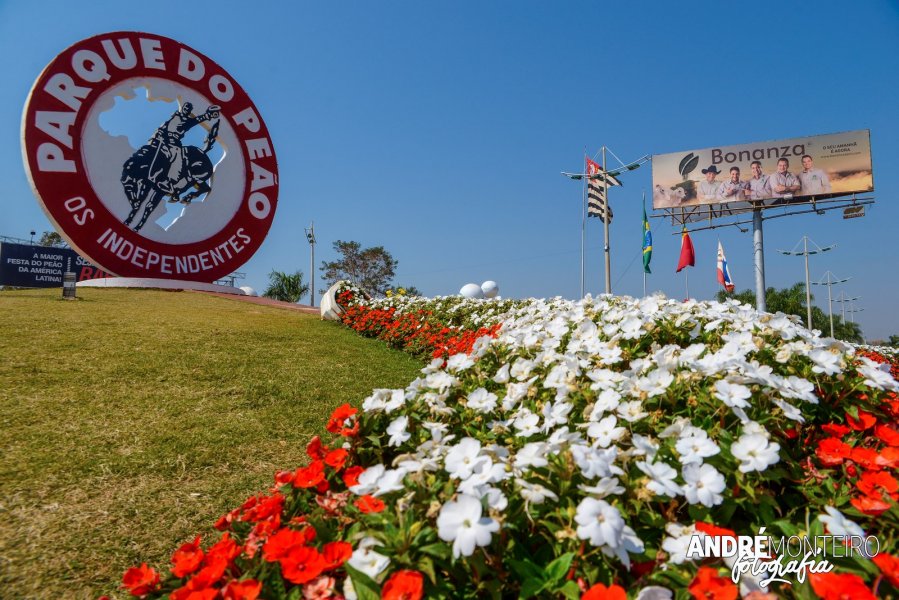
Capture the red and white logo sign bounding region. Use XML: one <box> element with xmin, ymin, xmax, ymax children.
<box><xmin>21</xmin><ymin>32</ymin><xmax>278</xmax><ymax>282</ymax></box>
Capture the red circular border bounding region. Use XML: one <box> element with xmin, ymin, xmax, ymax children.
<box><xmin>21</xmin><ymin>31</ymin><xmax>278</xmax><ymax>282</ymax></box>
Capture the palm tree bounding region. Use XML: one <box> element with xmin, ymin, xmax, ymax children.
<box><xmin>262</xmin><ymin>270</ymin><xmax>309</xmax><ymax>303</ymax></box>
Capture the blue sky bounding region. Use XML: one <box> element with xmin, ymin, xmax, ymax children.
<box><xmin>2</xmin><ymin>1</ymin><xmax>898</xmax><ymax>340</ymax></box>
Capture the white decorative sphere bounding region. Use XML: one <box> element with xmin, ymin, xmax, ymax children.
<box><xmin>460</xmin><ymin>283</ymin><xmax>484</xmax><ymax>299</ymax></box>
<box><xmin>481</xmin><ymin>281</ymin><xmax>499</xmax><ymax>298</ymax></box>
<box><xmin>240</xmin><ymin>286</ymin><xmax>258</xmax><ymax>296</ymax></box>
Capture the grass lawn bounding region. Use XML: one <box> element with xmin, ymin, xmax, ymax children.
<box><xmin>0</xmin><ymin>288</ymin><xmax>423</xmax><ymax>599</ymax></box>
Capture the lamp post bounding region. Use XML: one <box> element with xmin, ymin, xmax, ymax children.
<box><xmin>30</xmin><ymin>230</ymin><xmax>35</xmax><ymax>245</ymax></box>
<box><xmin>833</xmin><ymin>292</ymin><xmax>859</xmax><ymax>326</ymax></box>
<box><xmin>777</xmin><ymin>236</ymin><xmax>835</xmax><ymax>329</ymax></box>
<box><xmin>810</xmin><ymin>271</ymin><xmax>850</xmax><ymax>338</ymax></box>
<box><xmin>305</xmin><ymin>222</ymin><xmax>316</xmax><ymax>307</ymax></box>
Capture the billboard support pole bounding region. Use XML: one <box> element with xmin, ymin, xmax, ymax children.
<box><xmin>752</xmin><ymin>208</ymin><xmax>766</xmax><ymax>312</ymax></box>
<box><xmin>602</xmin><ymin>146</ymin><xmax>611</xmax><ymax>294</ymax></box>
<box><xmin>580</xmin><ymin>150</ymin><xmax>587</xmax><ymax>298</ymax></box>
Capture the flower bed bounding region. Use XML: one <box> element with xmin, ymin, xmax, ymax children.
<box><xmin>119</xmin><ymin>290</ymin><xmax>899</xmax><ymax>599</ymax></box>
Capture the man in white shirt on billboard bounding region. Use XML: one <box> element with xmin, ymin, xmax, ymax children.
<box><xmin>747</xmin><ymin>160</ymin><xmax>772</xmax><ymax>201</ymax></box>
<box><xmin>717</xmin><ymin>166</ymin><xmax>749</xmax><ymax>203</ymax></box>
<box><xmin>699</xmin><ymin>165</ymin><xmax>722</xmax><ymax>200</ymax></box>
<box><xmin>798</xmin><ymin>154</ymin><xmax>832</xmax><ymax>196</ymax></box>
<box><xmin>770</xmin><ymin>157</ymin><xmax>801</xmax><ymax>202</ymax></box>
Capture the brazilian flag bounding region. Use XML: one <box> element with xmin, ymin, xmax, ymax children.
<box><xmin>642</xmin><ymin>203</ymin><xmax>652</xmax><ymax>274</ymax></box>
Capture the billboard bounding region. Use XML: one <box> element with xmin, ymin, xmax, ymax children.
<box><xmin>652</xmin><ymin>130</ymin><xmax>873</xmax><ymax>211</ymax></box>
<box><xmin>0</xmin><ymin>242</ymin><xmax>111</xmax><ymax>288</ymax></box>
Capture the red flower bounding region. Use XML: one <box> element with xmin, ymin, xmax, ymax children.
<box><xmin>581</xmin><ymin>582</ymin><xmax>626</xmax><ymax>600</ymax></box>
<box><xmin>326</xmin><ymin>403</ymin><xmax>359</xmax><ymax>436</ymax></box>
<box><xmin>816</xmin><ymin>438</ymin><xmax>851</xmax><ymax>467</ymax></box>
<box><xmin>263</xmin><ymin>527</ymin><xmax>315</xmax><ymax>562</ymax></box>
<box><xmin>809</xmin><ymin>571</ymin><xmax>876</xmax><ymax>600</ymax></box>
<box><xmin>171</xmin><ymin>536</ymin><xmax>205</xmax><ymax>578</ymax></box>
<box><xmin>688</xmin><ymin>567</ymin><xmax>738</xmax><ymax>600</ymax></box>
<box><xmin>355</xmin><ymin>494</ymin><xmax>386</xmax><ymax>513</ymax></box>
<box><xmin>821</xmin><ymin>423</ymin><xmax>851</xmax><ymax>437</ymax></box>
<box><xmin>381</xmin><ymin>570</ymin><xmax>424</xmax><ymax>600</ymax></box>
<box><xmin>223</xmin><ymin>579</ymin><xmax>263</xmax><ymax>600</ymax></box>
<box><xmin>857</xmin><ymin>470</ymin><xmax>898</xmax><ymax>500</ymax></box>
<box><xmin>849</xmin><ymin>448</ymin><xmax>883</xmax><ymax>471</ymax></box>
<box><xmin>873</xmin><ymin>553</ymin><xmax>899</xmax><ymax>588</ymax></box>
<box><xmin>875</xmin><ymin>424</ymin><xmax>899</xmax><ymax>447</ymax></box>
<box><xmin>321</xmin><ymin>541</ymin><xmax>353</xmax><ymax>571</ymax></box>
<box><xmin>241</xmin><ymin>492</ymin><xmax>285</xmax><ymax>523</ymax></box>
<box><xmin>214</xmin><ymin>507</ymin><xmax>240</xmax><ymax>531</ymax></box>
<box><xmin>306</xmin><ymin>435</ymin><xmax>328</xmax><ymax>460</ymax></box>
<box><xmin>846</xmin><ymin>409</ymin><xmax>876</xmax><ymax>431</ymax></box>
<box><xmin>324</xmin><ymin>448</ymin><xmax>349</xmax><ymax>470</ymax></box>
<box><xmin>294</xmin><ymin>460</ymin><xmax>326</xmax><ymax>488</ymax></box>
<box><xmin>206</xmin><ymin>532</ymin><xmax>242</xmax><ymax>565</ymax></box>
<box><xmin>343</xmin><ymin>466</ymin><xmax>364</xmax><ymax>488</ymax></box>
<box><xmin>170</xmin><ymin>583</ymin><xmax>218</xmax><ymax>600</ymax></box>
<box><xmin>850</xmin><ymin>493</ymin><xmax>892</xmax><ymax>516</ymax></box>
<box><xmin>121</xmin><ymin>563</ymin><xmax>160</xmax><ymax>596</ymax></box>
<box><xmin>694</xmin><ymin>522</ymin><xmax>736</xmax><ymax>540</ymax></box>
<box><xmin>280</xmin><ymin>546</ymin><xmax>326</xmax><ymax>585</ymax></box>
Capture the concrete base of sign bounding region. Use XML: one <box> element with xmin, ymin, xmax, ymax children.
<box><xmin>77</xmin><ymin>277</ymin><xmax>246</xmax><ymax>295</ymax></box>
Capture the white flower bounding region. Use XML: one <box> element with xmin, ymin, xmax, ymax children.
<box><xmin>348</xmin><ymin>537</ymin><xmax>390</xmax><ymax>579</ymax></box>
<box><xmin>571</xmin><ymin>445</ymin><xmax>622</xmax><ymax>479</ymax></box>
<box><xmin>492</xmin><ymin>363</ymin><xmax>510</xmax><ymax>383</ymax></box>
<box><xmin>349</xmin><ymin>464</ymin><xmax>384</xmax><ymax>495</ymax></box>
<box><xmin>372</xmin><ymin>467</ymin><xmax>407</xmax><ymax>497</ymax></box>
<box><xmin>617</xmin><ymin>400</ymin><xmax>649</xmax><ymax>423</ymax></box>
<box><xmin>578</xmin><ymin>477</ymin><xmax>625</xmax><ymax>498</ymax></box>
<box><xmin>636</xmin><ymin>461</ymin><xmax>682</xmax><ymax>497</ymax></box>
<box><xmin>513</xmin><ymin>409</ymin><xmax>541</xmax><ymax>437</ymax></box>
<box><xmin>714</xmin><ymin>380</ymin><xmax>752</xmax><ymax>409</ymax></box>
<box><xmin>660</xmin><ymin>522</ymin><xmax>697</xmax><ymax>564</ymax></box>
<box><xmin>513</xmin><ymin>442</ymin><xmax>549</xmax><ymax>470</ymax></box>
<box><xmin>858</xmin><ymin>358</ymin><xmax>899</xmax><ymax>391</ymax></box>
<box><xmin>510</xmin><ymin>358</ymin><xmax>536</xmax><ymax>380</ymax></box>
<box><xmin>682</xmin><ymin>464</ymin><xmax>726</xmax><ymax>507</ymax></box>
<box><xmin>516</xmin><ymin>478</ymin><xmax>558</xmax><ymax>505</ymax></box>
<box><xmin>635</xmin><ymin>587</ymin><xmax>673</xmax><ymax>600</ymax></box>
<box><xmin>675</xmin><ymin>432</ymin><xmax>720</xmax><ymax>465</ymax></box>
<box><xmin>446</xmin><ymin>353</ymin><xmax>475</xmax><ymax>372</ymax></box>
<box><xmin>384</xmin><ymin>389</ymin><xmax>406</xmax><ymax>413</ymax></box>
<box><xmin>575</xmin><ymin>497</ymin><xmax>624</xmax><ymax>547</ymax></box>
<box><xmin>808</xmin><ymin>349</ymin><xmax>843</xmax><ymax>375</ymax></box>
<box><xmin>588</xmin><ymin>389</ymin><xmax>622</xmax><ymax>419</ymax></box>
<box><xmin>542</xmin><ymin>400</ymin><xmax>573</xmax><ymax>431</ymax></box>
<box><xmin>635</xmin><ymin>369</ymin><xmax>674</xmax><ymax>397</ymax></box>
<box><xmin>818</xmin><ymin>506</ymin><xmax>865</xmax><ymax>538</ymax></box>
<box><xmin>586</xmin><ymin>415</ymin><xmax>625</xmax><ymax>448</ymax></box>
<box><xmin>444</xmin><ymin>437</ymin><xmax>489</xmax><ymax>480</ymax></box>
<box><xmin>466</xmin><ymin>388</ymin><xmax>498</xmax><ymax>413</ymax></box>
<box><xmin>386</xmin><ymin>415</ymin><xmax>411</xmax><ymax>447</ymax></box>
<box><xmin>730</xmin><ymin>433</ymin><xmax>780</xmax><ymax>473</ymax></box>
<box><xmin>436</xmin><ymin>494</ymin><xmax>500</xmax><ymax>558</ymax></box>
<box><xmin>630</xmin><ymin>434</ymin><xmax>659</xmax><ymax>459</ymax></box>
<box><xmin>422</xmin><ymin>421</ymin><xmax>448</xmax><ymax>442</ymax></box>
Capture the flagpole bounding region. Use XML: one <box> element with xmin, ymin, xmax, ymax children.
<box><xmin>602</xmin><ymin>146</ymin><xmax>611</xmax><ymax>294</ymax></box>
<box><xmin>685</xmin><ymin>270</ymin><xmax>689</xmax><ymax>300</ymax></box>
<box><xmin>580</xmin><ymin>148</ymin><xmax>587</xmax><ymax>298</ymax></box>
<box><xmin>642</xmin><ymin>191</ymin><xmax>647</xmax><ymax>297</ymax></box>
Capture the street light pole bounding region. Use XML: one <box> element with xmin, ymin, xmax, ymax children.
<box><xmin>602</xmin><ymin>146</ymin><xmax>611</xmax><ymax>294</ymax></box>
<box><xmin>810</xmin><ymin>271</ymin><xmax>850</xmax><ymax>338</ymax></box>
<box><xmin>777</xmin><ymin>236</ymin><xmax>835</xmax><ymax>330</ymax></box>
<box><xmin>305</xmin><ymin>222</ymin><xmax>316</xmax><ymax>307</ymax></box>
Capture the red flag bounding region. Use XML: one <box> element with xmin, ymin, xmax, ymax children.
<box><xmin>676</xmin><ymin>227</ymin><xmax>695</xmax><ymax>272</ymax></box>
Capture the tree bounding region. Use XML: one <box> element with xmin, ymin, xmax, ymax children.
<box><xmin>262</xmin><ymin>270</ymin><xmax>309</xmax><ymax>303</ymax></box>
<box><xmin>39</xmin><ymin>231</ymin><xmax>66</xmax><ymax>247</ymax></box>
<box><xmin>889</xmin><ymin>335</ymin><xmax>899</xmax><ymax>348</ymax></box>
<box><xmin>717</xmin><ymin>283</ymin><xmax>863</xmax><ymax>342</ymax></box>
<box><xmin>320</xmin><ymin>240</ymin><xmax>398</xmax><ymax>297</ymax></box>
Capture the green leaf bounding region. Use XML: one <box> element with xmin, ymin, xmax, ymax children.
<box><xmin>558</xmin><ymin>580</ymin><xmax>582</xmax><ymax>600</ymax></box>
<box><xmin>418</xmin><ymin>556</ymin><xmax>437</xmax><ymax>585</ymax></box>
<box><xmin>544</xmin><ymin>552</ymin><xmax>575</xmax><ymax>584</ymax></box>
<box><xmin>418</xmin><ymin>542</ymin><xmax>451</xmax><ymax>560</ymax></box>
<box><xmin>507</xmin><ymin>557</ymin><xmax>544</xmax><ymax>581</ymax></box>
<box><xmin>344</xmin><ymin>563</ymin><xmax>382</xmax><ymax>600</ymax></box>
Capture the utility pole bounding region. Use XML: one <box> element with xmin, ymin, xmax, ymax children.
<box><xmin>305</xmin><ymin>221</ymin><xmax>316</xmax><ymax>307</ymax></box>
<box><xmin>810</xmin><ymin>271</ymin><xmax>850</xmax><ymax>338</ymax></box>
<box><xmin>833</xmin><ymin>292</ymin><xmax>859</xmax><ymax>327</ymax></box>
<box><xmin>777</xmin><ymin>236</ymin><xmax>835</xmax><ymax>330</ymax></box>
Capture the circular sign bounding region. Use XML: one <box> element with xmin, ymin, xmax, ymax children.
<box><xmin>21</xmin><ymin>32</ymin><xmax>278</xmax><ymax>282</ymax></box>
